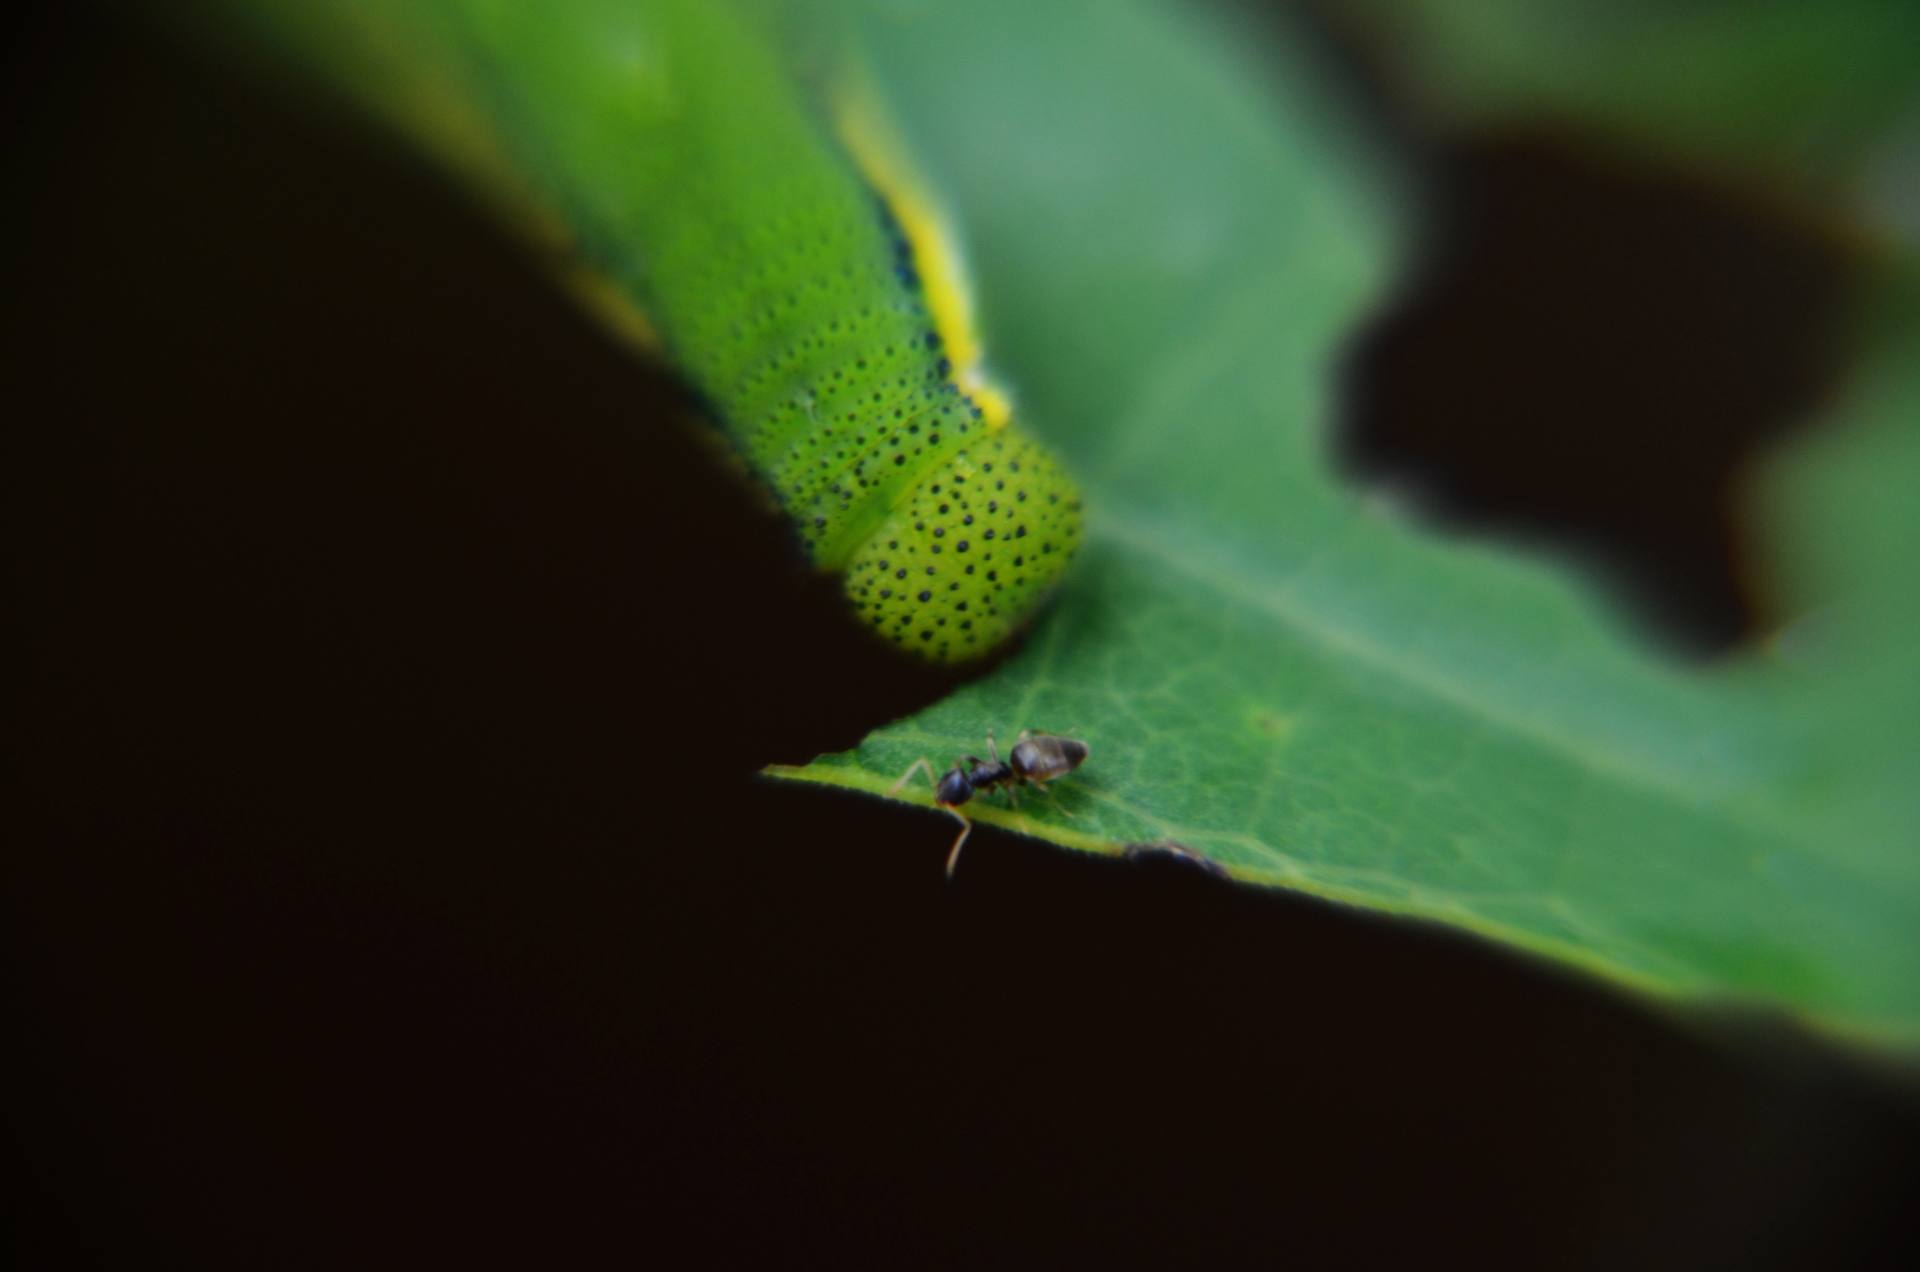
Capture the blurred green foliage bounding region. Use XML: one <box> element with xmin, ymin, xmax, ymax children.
<box><xmin>1322</xmin><ymin>0</ymin><xmax>1920</xmax><ymax>198</ymax></box>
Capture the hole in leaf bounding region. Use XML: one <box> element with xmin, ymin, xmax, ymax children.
<box><xmin>1338</xmin><ymin>131</ymin><xmax>1861</xmax><ymax>657</ymax></box>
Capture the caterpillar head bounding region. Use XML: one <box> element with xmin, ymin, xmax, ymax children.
<box><xmin>842</xmin><ymin>428</ymin><xmax>1083</xmax><ymax>661</ymax></box>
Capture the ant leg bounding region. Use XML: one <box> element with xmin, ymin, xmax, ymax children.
<box><xmin>890</xmin><ymin>757</ymin><xmax>938</xmax><ymax>795</ymax></box>
<box><xmin>1035</xmin><ymin>780</ymin><xmax>1075</xmax><ymax>818</ymax></box>
<box><xmin>986</xmin><ymin>729</ymin><xmax>1000</xmax><ymax>764</ymax></box>
<box><xmin>943</xmin><ymin>808</ymin><xmax>974</xmax><ymax>879</ymax></box>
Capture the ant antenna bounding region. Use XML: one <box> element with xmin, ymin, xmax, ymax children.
<box><xmin>890</xmin><ymin>757</ymin><xmax>938</xmax><ymax>795</ymax></box>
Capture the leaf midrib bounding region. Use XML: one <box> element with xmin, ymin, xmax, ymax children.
<box><xmin>1085</xmin><ymin>506</ymin><xmax>1807</xmax><ymax>849</ymax></box>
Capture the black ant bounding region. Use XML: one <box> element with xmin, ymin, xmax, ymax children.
<box><xmin>891</xmin><ymin>730</ymin><xmax>1090</xmax><ymax>877</ymax></box>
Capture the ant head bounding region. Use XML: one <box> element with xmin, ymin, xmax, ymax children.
<box><xmin>936</xmin><ymin>766</ymin><xmax>974</xmax><ymax>807</ymax></box>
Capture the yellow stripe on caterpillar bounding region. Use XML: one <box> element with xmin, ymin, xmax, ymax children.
<box><xmin>832</xmin><ymin>83</ymin><xmax>1013</xmax><ymax>432</ymax></box>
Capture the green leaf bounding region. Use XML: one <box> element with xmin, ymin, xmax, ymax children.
<box><xmin>770</xmin><ymin>0</ymin><xmax>1920</xmax><ymax>1044</ymax></box>
<box><xmin>1318</xmin><ymin>0</ymin><xmax>1920</xmax><ymax>192</ymax></box>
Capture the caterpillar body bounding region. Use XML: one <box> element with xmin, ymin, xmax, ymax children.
<box><xmin>250</xmin><ymin>0</ymin><xmax>1083</xmax><ymax>661</ymax></box>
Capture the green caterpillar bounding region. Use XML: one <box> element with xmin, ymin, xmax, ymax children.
<box><xmin>225</xmin><ymin>0</ymin><xmax>1083</xmax><ymax>661</ymax></box>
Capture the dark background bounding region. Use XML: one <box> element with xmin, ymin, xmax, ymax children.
<box><xmin>8</xmin><ymin>4</ymin><xmax>1916</xmax><ymax>1267</ymax></box>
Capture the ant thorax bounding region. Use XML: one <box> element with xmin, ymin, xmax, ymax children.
<box><xmin>965</xmin><ymin>757</ymin><xmax>1015</xmax><ymax>792</ymax></box>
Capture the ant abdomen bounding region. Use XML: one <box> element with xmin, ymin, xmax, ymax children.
<box><xmin>1009</xmin><ymin>733</ymin><xmax>1090</xmax><ymax>784</ymax></box>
